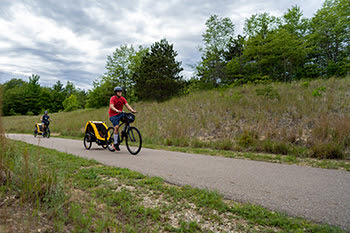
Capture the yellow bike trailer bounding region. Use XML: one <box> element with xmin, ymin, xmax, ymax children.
<box><xmin>83</xmin><ymin>121</ymin><xmax>113</xmax><ymax>150</ymax></box>
<box><xmin>34</xmin><ymin>123</ymin><xmax>50</xmax><ymax>138</ymax></box>
<box><xmin>34</xmin><ymin>123</ymin><xmax>43</xmax><ymax>134</ymax></box>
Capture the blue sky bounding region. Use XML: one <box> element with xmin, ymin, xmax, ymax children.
<box><xmin>0</xmin><ymin>0</ymin><xmax>323</xmax><ymax>90</ymax></box>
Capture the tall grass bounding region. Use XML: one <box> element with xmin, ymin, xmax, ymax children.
<box><xmin>3</xmin><ymin>77</ymin><xmax>350</xmax><ymax>159</ymax></box>
<box><xmin>0</xmin><ymin>86</ymin><xmax>346</xmax><ymax>231</ymax></box>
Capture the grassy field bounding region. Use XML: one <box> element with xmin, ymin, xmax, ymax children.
<box><xmin>0</xmin><ymin>138</ymin><xmax>345</xmax><ymax>232</ymax></box>
<box><xmin>3</xmin><ymin>77</ymin><xmax>350</xmax><ymax>165</ymax></box>
<box><xmin>1</xmin><ymin>77</ymin><xmax>349</xmax><ymax>232</ymax></box>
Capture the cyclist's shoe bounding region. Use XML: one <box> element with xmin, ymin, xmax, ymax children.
<box><xmin>113</xmin><ymin>144</ymin><xmax>120</xmax><ymax>151</ymax></box>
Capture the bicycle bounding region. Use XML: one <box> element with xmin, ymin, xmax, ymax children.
<box><xmin>105</xmin><ymin>112</ymin><xmax>142</xmax><ymax>155</ymax></box>
<box><xmin>34</xmin><ymin>122</ymin><xmax>50</xmax><ymax>138</ymax></box>
<box><xmin>43</xmin><ymin>124</ymin><xmax>51</xmax><ymax>138</ymax></box>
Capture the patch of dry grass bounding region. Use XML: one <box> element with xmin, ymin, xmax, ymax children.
<box><xmin>3</xmin><ymin>77</ymin><xmax>350</xmax><ymax>159</ymax></box>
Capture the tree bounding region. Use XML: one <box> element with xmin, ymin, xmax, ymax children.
<box><xmin>2</xmin><ymin>84</ymin><xmax>26</xmax><ymax>115</ymax></box>
<box><xmin>2</xmin><ymin>79</ymin><xmax>27</xmax><ymax>115</ymax></box>
<box><xmin>265</xmin><ymin>29</ymin><xmax>307</xmax><ymax>81</ymax></box>
<box><xmin>3</xmin><ymin>78</ymin><xmax>26</xmax><ymax>91</ymax></box>
<box><xmin>105</xmin><ymin>45</ymin><xmax>148</xmax><ymax>100</ymax></box>
<box><xmin>244</xmin><ymin>12</ymin><xmax>280</xmax><ymax>39</ymax></box>
<box><xmin>308</xmin><ymin>0</ymin><xmax>350</xmax><ymax>77</ymax></box>
<box><xmin>86</xmin><ymin>76</ymin><xmax>115</xmax><ymax>108</ymax></box>
<box><xmin>61</xmin><ymin>81</ymin><xmax>86</xmax><ymax>110</ymax></box>
<box><xmin>39</xmin><ymin>87</ymin><xmax>53</xmax><ymax>113</ymax></box>
<box><xmin>105</xmin><ymin>44</ymin><xmax>135</xmax><ymax>100</ymax></box>
<box><xmin>86</xmin><ymin>45</ymin><xmax>149</xmax><ymax>108</ymax></box>
<box><xmin>63</xmin><ymin>94</ymin><xmax>80</xmax><ymax>112</ymax></box>
<box><xmin>53</xmin><ymin>80</ymin><xmax>64</xmax><ymax>93</ymax></box>
<box><xmin>195</xmin><ymin>15</ymin><xmax>235</xmax><ymax>88</ymax></box>
<box><xmin>133</xmin><ymin>39</ymin><xmax>184</xmax><ymax>101</ymax></box>
<box><xmin>281</xmin><ymin>5</ymin><xmax>309</xmax><ymax>37</ymax></box>
<box><xmin>63</xmin><ymin>81</ymin><xmax>76</xmax><ymax>98</ymax></box>
<box><xmin>51</xmin><ymin>81</ymin><xmax>65</xmax><ymax>112</ymax></box>
<box><xmin>242</xmin><ymin>11</ymin><xmax>309</xmax><ymax>82</ymax></box>
<box><xmin>224</xmin><ymin>35</ymin><xmax>246</xmax><ymax>84</ymax></box>
<box><xmin>25</xmin><ymin>74</ymin><xmax>41</xmax><ymax>115</ymax></box>
<box><xmin>202</xmin><ymin>15</ymin><xmax>235</xmax><ymax>54</ymax></box>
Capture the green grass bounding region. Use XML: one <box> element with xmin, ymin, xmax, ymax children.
<box><xmin>1</xmin><ymin>138</ymin><xmax>345</xmax><ymax>232</ymax></box>
<box><xmin>3</xmin><ymin>77</ymin><xmax>350</xmax><ymax>170</ymax></box>
<box><xmin>4</xmin><ymin>77</ymin><xmax>350</xmax><ymax>156</ymax></box>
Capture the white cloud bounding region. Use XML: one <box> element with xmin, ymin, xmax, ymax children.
<box><xmin>0</xmin><ymin>0</ymin><xmax>325</xmax><ymax>89</ymax></box>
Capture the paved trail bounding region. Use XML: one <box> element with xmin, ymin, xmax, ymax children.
<box><xmin>6</xmin><ymin>134</ymin><xmax>350</xmax><ymax>230</ymax></box>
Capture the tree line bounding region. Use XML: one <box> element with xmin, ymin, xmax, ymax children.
<box><xmin>1</xmin><ymin>74</ymin><xmax>86</xmax><ymax>116</ymax></box>
<box><xmin>193</xmin><ymin>0</ymin><xmax>349</xmax><ymax>88</ymax></box>
<box><xmin>1</xmin><ymin>0</ymin><xmax>349</xmax><ymax>116</ymax></box>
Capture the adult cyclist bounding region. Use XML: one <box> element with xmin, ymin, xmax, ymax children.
<box><xmin>40</xmin><ymin>110</ymin><xmax>52</xmax><ymax>134</ymax></box>
<box><xmin>109</xmin><ymin>86</ymin><xmax>136</xmax><ymax>151</ymax></box>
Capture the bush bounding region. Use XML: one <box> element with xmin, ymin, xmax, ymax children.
<box><xmin>310</xmin><ymin>142</ymin><xmax>344</xmax><ymax>159</ymax></box>
<box><xmin>237</xmin><ymin>130</ymin><xmax>258</xmax><ymax>148</ymax></box>
<box><xmin>255</xmin><ymin>86</ymin><xmax>280</xmax><ymax>100</ymax></box>
<box><xmin>312</xmin><ymin>86</ymin><xmax>326</xmax><ymax>97</ymax></box>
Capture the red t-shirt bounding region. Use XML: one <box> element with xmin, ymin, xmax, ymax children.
<box><xmin>108</xmin><ymin>96</ymin><xmax>127</xmax><ymax>117</ymax></box>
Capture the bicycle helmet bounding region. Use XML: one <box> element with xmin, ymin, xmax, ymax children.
<box><xmin>44</xmin><ymin>111</ymin><xmax>48</xmax><ymax>114</ymax></box>
<box><xmin>114</xmin><ymin>86</ymin><xmax>123</xmax><ymax>92</ymax></box>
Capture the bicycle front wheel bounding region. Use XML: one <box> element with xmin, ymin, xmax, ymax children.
<box><xmin>125</xmin><ymin>126</ymin><xmax>142</xmax><ymax>155</ymax></box>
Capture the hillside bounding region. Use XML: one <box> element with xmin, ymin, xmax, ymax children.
<box><xmin>3</xmin><ymin>77</ymin><xmax>350</xmax><ymax>159</ymax></box>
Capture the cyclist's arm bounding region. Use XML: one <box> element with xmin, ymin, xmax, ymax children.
<box><xmin>125</xmin><ymin>103</ymin><xmax>136</xmax><ymax>113</ymax></box>
<box><xmin>110</xmin><ymin>103</ymin><xmax>122</xmax><ymax>113</ymax></box>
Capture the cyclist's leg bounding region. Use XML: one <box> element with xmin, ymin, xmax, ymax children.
<box><xmin>41</xmin><ymin>122</ymin><xmax>45</xmax><ymax>133</ymax></box>
<box><xmin>114</xmin><ymin>124</ymin><xmax>120</xmax><ymax>144</ymax></box>
<box><xmin>113</xmin><ymin>114</ymin><xmax>125</xmax><ymax>145</ymax></box>
<box><xmin>109</xmin><ymin>115</ymin><xmax>122</xmax><ymax>151</ymax></box>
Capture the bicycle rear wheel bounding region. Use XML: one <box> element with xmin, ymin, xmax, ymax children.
<box><xmin>125</xmin><ymin>126</ymin><xmax>142</xmax><ymax>155</ymax></box>
<box><xmin>105</xmin><ymin>127</ymin><xmax>115</xmax><ymax>152</ymax></box>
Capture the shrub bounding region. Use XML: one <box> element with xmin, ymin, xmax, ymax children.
<box><xmin>237</xmin><ymin>130</ymin><xmax>258</xmax><ymax>148</ymax></box>
<box><xmin>261</xmin><ymin>140</ymin><xmax>289</xmax><ymax>155</ymax></box>
<box><xmin>312</xmin><ymin>86</ymin><xmax>326</xmax><ymax>97</ymax></box>
<box><xmin>255</xmin><ymin>86</ymin><xmax>280</xmax><ymax>100</ymax></box>
<box><xmin>301</xmin><ymin>81</ymin><xmax>309</xmax><ymax>88</ymax></box>
<box><xmin>310</xmin><ymin>142</ymin><xmax>344</xmax><ymax>159</ymax></box>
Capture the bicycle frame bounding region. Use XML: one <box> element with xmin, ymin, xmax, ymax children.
<box><xmin>117</xmin><ymin>121</ymin><xmax>129</xmax><ymax>144</ymax></box>
<box><xmin>105</xmin><ymin>112</ymin><xmax>142</xmax><ymax>155</ymax></box>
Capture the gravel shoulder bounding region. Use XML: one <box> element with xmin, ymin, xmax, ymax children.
<box><xmin>6</xmin><ymin>134</ymin><xmax>350</xmax><ymax>230</ymax></box>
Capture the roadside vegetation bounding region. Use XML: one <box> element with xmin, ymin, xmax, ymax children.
<box><xmin>0</xmin><ymin>137</ymin><xmax>345</xmax><ymax>232</ymax></box>
<box><xmin>3</xmin><ymin>77</ymin><xmax>350</xmax><ymax>171</ymax></box>
<box><xmin>1</xmin><ymin>0</ymin><xmax>348</xmax><ymax>116</ymax></box>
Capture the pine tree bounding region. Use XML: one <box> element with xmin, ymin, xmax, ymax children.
<box><xmin>133</xmin><ymin>39</ymin><xmax>184</xmax><ymax>101</ymax></box>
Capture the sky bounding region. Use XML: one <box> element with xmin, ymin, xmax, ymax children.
<box><xmin>0</xmin><ymin>0</ymin><xmax>324</xmax><ymax>91</ymax></box>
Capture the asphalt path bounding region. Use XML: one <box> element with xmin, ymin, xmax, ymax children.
<box><xmin>6</xmin><ymin>134</ymin><xmax>350</xmax><ymax>230</ymax></box>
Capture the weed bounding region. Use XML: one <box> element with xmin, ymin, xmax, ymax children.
<box><xmin>310</xmin><ymin>142</ymin><xmax>344</xmax><ymax>159</ymax></box>
<box><xmin>3</xmin><ymin>77</ymin><xmax>350</xmax><ymax>166</ymax></box>
<box><xmin>1</xmin><ymin>139</ymin><xmax>346</xmax><ymax>232</ymax></box>
<box><xmin>237</xmin><ymin>130</ymin><xmax>258</xmax><ymax>147</ymax></box>
<box><xmin>255</xmin><ymin>85</ymin><xmax>280</xmax><ymax>100</ymax></box>
<box><xmin>312</xmin><ymin>86</ymin><xmax>326</xmax><ymax>97</ymax></box>
<box><xmin>302</xmin><ymin>81</ymin><xmax>310</xmax><ymax>88</ymax></box>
